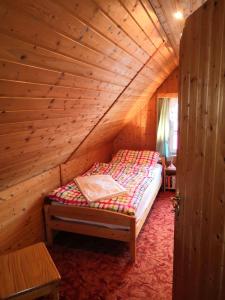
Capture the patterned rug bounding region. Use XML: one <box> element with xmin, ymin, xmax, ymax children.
<box><xmin>48</xmin><ymin>191</ymin><xmax>174</xmax><ymax>300</ymax></box>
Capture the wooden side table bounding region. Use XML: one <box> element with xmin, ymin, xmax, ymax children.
<box><xmin>0</xmin><ymin>242</ymin><xmax>61</xmax><ymax>300</ymax></box>
<box><xmin>164</xmin><ymin>168</ymin><xmax>176</xmax><ymax>191</ymax></box>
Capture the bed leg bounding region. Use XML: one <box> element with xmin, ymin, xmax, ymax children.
<box><xmin>130</xmin><ymin>218</ymin><xmax>136</xmax><ymax>262</ymax></box>
<box><xmin>130</xmin><ymin>238</ymin><xmax>136</xmax><ymax>262</ymax></box>
<box><xmin>44</xmin><ymin>205</ymin><xmax>53</xmax><ymax>246</ymax></box>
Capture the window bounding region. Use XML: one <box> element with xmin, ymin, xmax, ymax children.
<box><xmin>156</xmin><ymin>97</ymin><xmax>178</xmax><ymax>158</ymax></box>
<box><xmin>168</xmin><ymin>98</ymin><xmax>178</xmax><ymax>155</ymax></box>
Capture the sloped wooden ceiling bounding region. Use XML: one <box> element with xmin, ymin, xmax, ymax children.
<box><xmin>150</xmin><ymin>0</ymin><xmax>206</xmax><ymax>55</ymax></box>
<box><xmin>0</xmin><ymin>0</ymin><xmax>204</xmax><ymax>190</ymax></box>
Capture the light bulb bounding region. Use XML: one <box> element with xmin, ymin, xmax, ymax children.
<box><xmin>174</xmin><ymin>11</ymin><xmax>183</xmax><ymax>20</ymax></box>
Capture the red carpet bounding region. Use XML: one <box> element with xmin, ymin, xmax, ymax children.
<box><xmin>48</xmin><ymin>191</ymin><xmax>174</xmax><ymax>300</ymax></box>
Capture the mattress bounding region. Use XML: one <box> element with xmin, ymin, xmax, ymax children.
<box><xmin>52</xmin><ymin>164</ymin><xmax>162</xmax><ymax>230</ymax></box>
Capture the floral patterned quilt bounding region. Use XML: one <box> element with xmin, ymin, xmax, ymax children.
<box><xmin>48</xmin><ymin>162</ymin><xmax>157</xmax><ymax>216</ymax></box>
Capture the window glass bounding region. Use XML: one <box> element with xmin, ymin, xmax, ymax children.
<box><xmin>169</xmin><ymin>98</ymin><xmax>178</xmax><ymax>155</ymax></box>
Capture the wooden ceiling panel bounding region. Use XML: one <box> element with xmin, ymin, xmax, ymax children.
<box><xmin>55</xmin><ymin>0</ymin><xmax>149</xmax><ymax>63</ymax></box>
<box><xmin>12</xmin><ymin>0</ymin><xmax>142</xmax><ymax>73</ymax></box>
<box><xmin>0</xmin><ymin>2</ymin><xmax>136</xmax><ymax>80</ymax></box>
<box><xmin>0</xmin><ymin>60</ymin><xmax>124</xmax><ymax>93</ymax></box>
<box><xmin>0</xmin><ymin>0</ymin><xmax>205</xmax><ymax>189</ymax></box>
<box><xmin>150</xmin><ymin>0</ymin><xmax>207</xmax><ymax>55</ymax></box>
<box><xmin>122</xmin><ymin>0</ymin><xmax>164</xmax><ymax>48</ymax></box>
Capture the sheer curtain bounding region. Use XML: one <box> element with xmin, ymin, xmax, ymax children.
<box><xmin>156</xmin><ymin>98</ymin><xmax>170</xmax><ymax>157</ymax></box>
<box><xmin>156</xmin><ymin>98</ymin><xmax>178</xmax><ymax>158</ymax></box>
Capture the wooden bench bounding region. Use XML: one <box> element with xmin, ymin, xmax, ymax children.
<box><xmin>0</xmin><ymin>242</ymin><xmax>61</xmax><ymax>300</ymax></box>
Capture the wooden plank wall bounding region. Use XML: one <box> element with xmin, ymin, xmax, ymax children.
<box><xmin>174</xmin><ymin>0</ymin><xmax>225</xmax><ymax>299</ymax></box>
<box><xmin>0</xmin><ymin>167</ymin><xmax>60</xmax><ymax>254</ymax></box>
<box><xmin>61</xmin><ymin>143</ymin><xmax>113</xmax><ymax>184</ymax></box>
<box><xmin>0</xmin><ymin>0</ymin><xmax>178</xmax><ymax>190</ymax></box>
<box><xmin>113</xmin><ymin>68</ymin><xmax>178</xmax><ymax>152</ymax></box>
<box><xmin>0</xmin><ymin>143</ymin><xmax>113</xmax><ymax>254</ymax></box>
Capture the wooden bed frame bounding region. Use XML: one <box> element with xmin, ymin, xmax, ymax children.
<box><xmin>44</xmin><ymin>157</ymin><xmax>165</xmax><ymax>262</ymax></box>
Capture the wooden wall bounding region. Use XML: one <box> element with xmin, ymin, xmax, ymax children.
<box><xmin>61</xmin><ymin>143</ymin><xmax>113</xmax><ymax>184</ymax></box>
<box><xmin>113</xmin><ymin>68</ymin><xmax>178</xmax><ymax>152</ymax></box>
<box><xmin>0</xmin><ymin>0</ymin><xmax>208</xmax><ymax>255</ymax></box>
<box><xmin>174</xmin><ymin>0</ymin><xmax>225</xmax><ymax>299</ymax></box>
<box><xmin>0</xmin><ymin>0</ymin><xmax>178</xmax><ymax>190</ymax></box>
<box><xmin>0</xmin><ymin>167</ymin><xmax>60</xmax><ymax>254</ymax></box>
<box><xmin>0</xmin><ymin>143</ymin><xmax>112</xmax><ymax>253</ymax></box>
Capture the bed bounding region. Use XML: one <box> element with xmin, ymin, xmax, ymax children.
<box><xmin>44</xmin><ymin>150</ymin><xmax>165</xmax><ymax>261</ymax></box>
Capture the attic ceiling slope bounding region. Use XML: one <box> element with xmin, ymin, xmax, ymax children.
<box><xmin>149</xmin><ymin>0</ymin><xmax>207</xmax><ymax>54</ymax></box>
<box><xmin>69</xmin><ymin>44</ymin><xmax>177</xmax><ymax>160</ymax></box>
<box><xmin>0</xmin><ymin>0</ymin><xmax>177</xmax><ymax>190</ymax></box>
<box><xmin>69</xmin><ymin>0</ymin><xmax>208</xmax><ymax>159</ymax></box>
<box><xmin>0</xmin><ymin>0</ymin><xmax>203</xmax><ymax>190</ymax></box>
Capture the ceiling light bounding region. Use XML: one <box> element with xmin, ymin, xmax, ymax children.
<box><xmin>174</xmin><ymin>11</ymin><xmax>183</xmax><ymax>20</ymax></box>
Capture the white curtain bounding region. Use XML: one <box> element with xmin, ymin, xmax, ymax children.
<box><xmin>156</xmin><ymin>98</ymin><xmax>178</xmax><ymax>158</ymax></box>
<box><xmin>156</xmin><ymin>98</ymin><xmax>170</xmax><ymax>157</ymax></box>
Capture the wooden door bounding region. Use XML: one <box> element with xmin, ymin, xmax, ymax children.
<box><xmin>173</xmin><ymin>1</ymin><xmax>225</xmax><ymax>300</ymax></box>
